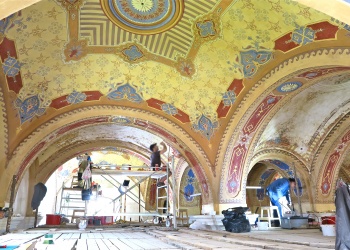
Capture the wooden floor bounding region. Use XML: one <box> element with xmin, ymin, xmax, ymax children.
<box><xmin>0</xmin><ymin>230</ymin><xmax>179</xmax><ymax>250</ymax></box>
<box><xmin>0</xmin><ymin>227</ymin><xmax>335</xmax><ymax>250</ymax></box>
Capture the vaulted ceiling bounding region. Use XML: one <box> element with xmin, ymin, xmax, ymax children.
<box><xmin>258</xmin><ymin>73</ymin><xmax>350</xmax><ymax>158</ymax></box>
<box><xmin>2</xmin><ymin>0</ymin><xmax>350</xmax><ymax>205</ymax></box>
<box><xmin>1</xmin><ymin>0</ymin><xmax>339</xmax><ymax>152</ymax></box>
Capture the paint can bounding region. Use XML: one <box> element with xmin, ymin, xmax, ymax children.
<box><xmin>46</xmin><ymin>214</ymin><xmax>61</xmax><ymax>225</ymax></box>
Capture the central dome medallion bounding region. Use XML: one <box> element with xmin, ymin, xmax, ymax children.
<box><xmin>100</xmin><ymin>0</ymin><xmax>184</xmax><ymax>35</ymax></box>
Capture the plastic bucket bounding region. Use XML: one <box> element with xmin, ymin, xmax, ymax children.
<box><xmin>46</xmin><ymin>214</ymin><xmax>61</xmax><ymax>225</ymax></box>
<box><xmin>321</xmin><ymin>216</ymin><xmax>336</xmax><ymax>225</ymax></box>
<box><xmin>257</xmin><ymin>222</ymin><xmax>268</xmax><ymax>230</ymax></box>
<box><xmin>321</xmin><ymin>224</ymin><xmax>336</xmax><ymax>236</ymax></box>
<box><xmin>321</xmin><ymin>218</ymin><xmax>336</xmax><ymax>236</ymax></box>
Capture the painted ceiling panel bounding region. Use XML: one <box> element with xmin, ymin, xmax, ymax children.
<box><xmin>3</xmin><ymin>0</ymin><xmax>332</xmax><ymax>127</ymax></box>
<box><xmin>88</xmin><ymin>151</ymin><xmax>145</xmax><ymax>166</ymax></box>
<box><xmin>54</xmin><ymin>123</ymin><xmax>165</xmax><ymax>153</ymax></box>
<box><xmin>259</xmin><ymin>73</ymin><xmax>350</xmax><ymax>156</ymax></box>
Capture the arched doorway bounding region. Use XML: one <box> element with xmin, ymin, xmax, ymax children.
<box><xmin>246</xmin><ymin>160</ymin><xmax>305</xmax><ymax>215</ymax></box>
<box><xmin>38</xmin><ymin>150</ymin><xmax>151</xmax><ymax>224</ymax></box>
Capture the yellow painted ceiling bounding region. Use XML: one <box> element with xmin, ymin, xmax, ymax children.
<box><xmin>89</xmin><ymin>151</ymin><xmax>145</xmax><ymax>166</ymax></box>
<box><xmin>5</xmin><ymin>0</ymin><xmax>331</xmax><ymax>123</ymax></box>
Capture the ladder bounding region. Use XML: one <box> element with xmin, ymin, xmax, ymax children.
<box><xmin>156</xmin><ymin>156</ymin><xmax>177</xmax><ymax>228</ymax></box>
<box><xmin>156</xmin><ymin>179</ymin><xmax>168</xmax><ymax>215</ymax></box>
<box><xmin>58</xmin><ymin>178</ymin><xmax>99</xmax><ymax>219</ymax></box>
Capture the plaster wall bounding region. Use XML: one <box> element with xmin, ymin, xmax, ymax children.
<box><xmin>260</xmin><ymin>76</ymin><xmax>350</xmax><ymax>156</ymax></box>
<box><xmin>13</xmin><ymin>170</ymin><xmax>29</xmax><ymax>216</ymax></box>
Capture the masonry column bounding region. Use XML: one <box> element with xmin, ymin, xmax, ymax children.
<box><xmin>25</xmin><ymin>158</ymin><xmax>39</xmax><ymax>216</ymax></box>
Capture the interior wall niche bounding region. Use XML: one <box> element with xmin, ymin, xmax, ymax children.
<box><xmin>246</xmin><ymin>160</ymin><xmax>307</xmax><ymax>214</ymax></box>
<box><xmin>179</xmin><ymin>167</ymin><xmax>201</xmax><ymax>215</ymax></box>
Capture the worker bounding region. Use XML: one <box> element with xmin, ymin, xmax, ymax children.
<box><xmin>77</xmin><ymin>155</ymin><xmax>89</xmax><ymax>187</ymax></box>
<box><xmin>266</xmin><ymin>178</ymin><xmax>296</xmax><ymax>218</ymax></box>
<box><xmin>149</xmin><ymin>142</ymin><xmax>167</xmax><ymax>171</ymax></box>
<box><xmin>149</xmin><ymin>142</ymin><xmax>172</xmax><ymax>187</ymax></box>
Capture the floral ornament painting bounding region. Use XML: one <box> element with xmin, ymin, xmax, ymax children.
<box><xmin>107</xmin><ymin>83</ymin><xmax>143</xmax><ymax>103</ymax></box>
<box><xmin>193</xmin><ymin>114</ymin><xmax>218</xmax><ymax>140</ymax></box>
<box><xmin>15</xmin><ymin>95</ymin><xmax>47</xmax><ymax>124</ymax></box>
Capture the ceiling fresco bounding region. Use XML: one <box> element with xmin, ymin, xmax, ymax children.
<box><xmin>2</xmin><ymin>0</ymin><xmax>350</xmax><ymax>208</ymax></box>
<box><xmin>55</xmin><ymin>123</ymin><xmax>166</xmax><ymax>151</ymax></box>
<box><xmin>81</xmin><ymin>151</ymin><xmax>145</xmax><ymax>166</ymax></box>
<box><xmin>1</xmin><ymin>0</ymin><xmax>336</xmax><ymax>135</ymax></box>
<box><xmin>258</xmin><ymin>73</ymin><xmax>350</xmax><ymax>157</ymax></box>
<box><xmin>52</xmin><ymin>150</ymin><xmax>145</xmax><ymax>180</ymax></box>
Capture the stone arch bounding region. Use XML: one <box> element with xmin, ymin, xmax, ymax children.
<box><xmin>315</xmin><ymin>126</ymin><xmax>350</xmax><ymax>203</ymax></box>
<box><xmin>0</xmin><ymin>83</ymin><xmax>8</xmax><ymax>170</ymax></box>
<box><xmin>219</xmin><ymin>46</ymin><xmax>350</xmax><ymax>205</ymax></box>
<box><xmin>250</xmin><ymin>151</ymin><xmax>309</xmax><ymax>199</ymax></box>
<box><xmin>246</xmin><ymin>163</ymin><xmax>282</xmax><ymax>210</ymax></box>
<box><xmin>2</xmin><ymin>105</ymin><xmax>213</xmax><ymax>206</ymax></box>
<box><xmin>36</xmin><ymin>140</ymin><xmax>152</xmax><ymax>184</ymax></box>
<box><xmin>246</xmin><ymin>156</ymin><xmax>311</xmax><ymax>212</ymax></box>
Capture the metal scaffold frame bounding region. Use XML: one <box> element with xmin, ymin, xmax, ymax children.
<box><xmin>88</xmin><ymin>156</ymin><xmax>178</xmax><ymax>228</ymax></box>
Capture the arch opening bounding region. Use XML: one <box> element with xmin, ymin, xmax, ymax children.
<box><xmin>246</xmin><ymin>160</ymin><xmax>307</xmax><ymax>217</ymax></box>
<box><xmin>39</xmin><ymin>150</ymin><xmax>152</xmax><ymax>224</ymax></box>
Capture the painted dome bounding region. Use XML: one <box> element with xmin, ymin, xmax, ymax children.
<box><xmin>100</xmin><ymin>0</ymin><xmax>184</xmax><ymax>34</ymax></box>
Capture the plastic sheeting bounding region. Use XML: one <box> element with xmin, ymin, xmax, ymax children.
<box><xmin>335</xmin><ymin>181</ymin><xmax>350</xmax><ymax>250</ymax></box>
<box><xmin>31</xmin><ymin>183</ymin><xmax>47</xmax><ymax>210</ymax></box>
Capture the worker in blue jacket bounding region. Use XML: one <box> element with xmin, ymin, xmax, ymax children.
<box><xmin>266</xmin><ymin>178</ymin><xmax>296</xmax><ymax>217</ymax></box>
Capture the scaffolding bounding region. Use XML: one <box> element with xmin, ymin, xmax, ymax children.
<box><xmin>92</xmin><ymin>156</ymin><xmax>177</xmax><ymax>228</ymax></box>
<box><xmin>56</xmin><ymin>157</ymin><xmax>177</xmax><ymax>228</ymax></box>
<box><xmin>58</xmin><ymin>177</ymin><xmax>99</xmax><ymax>221</ymax></box>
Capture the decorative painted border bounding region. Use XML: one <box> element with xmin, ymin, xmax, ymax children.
<box><xmin>58</xmin><ymin>0</ymin><xmax>231</xmax><ymax>77</ymax></box>
<box><xmin>219</xmin><ymin>47</ymin><xmax>350</xmax><ymax>203</ymax></box>
<box><xmin>315</xmin><ymin>122</ymin><xmax>350</xmax><ymax>200</ymax></box>
<box><xmin>38</xmin><ymin>140</ymin><xmax>152</xmax><ymax>181</ymax></box>
<box><xmin>7</xmin><ymin>105</ymin><xmax>213</xmax><ymax>204</ymax></box>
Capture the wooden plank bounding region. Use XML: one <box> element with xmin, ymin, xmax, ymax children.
<box><xmin>112</xmin><ymin>233</ymin><xmax>125</xmax><ymax>239</ymax></box>
<box><xmin>101</xmin><ymin>233</ymin><xmax>115</xmax><ymax>239</ymax></box>
<box><xmin>71</xmin><ymin>233</ymin><xmax>81</xmax><ymax>239</ymax></box>
<box><xmin>146</xmin><ymin>239</ymin><xmax>178</xmax><ymax>249</ymax></box>
<box><xmin>132</xmin><ymin>238</ymin><xmax>159</xmax><ymax>249</ymax></box>
<box><xmin>65</xmin><ymin>239</ymin><xmax>78</xmax><ymax>249</ymax></box>
<box><xmin>16</xmin><ymin>240</ymin><xmax>38</xmax><ymax>250</ymax></box>
<box><xmin>119</xmin><ymin>233</ymin><xmax>133</xmax><ymax>239</ymax></box>
<box><xmin>45</xmin><ymin>239</ymin><xmax>77</xmax><ymax>250</ymax></box>
<box><xmin>0</xmin><ymin>238</ymin><xmax>12</xmax><ymax>244</ymax></box>
<box><xmin>119</xmin><ymin>239</ymin><xmax>144</xmax><ymax>249</ymax></box>
<box><xmin>134</xmin><ymin>232</ymin><xmax>154</xmax><ymax>239</ymax></box>
<box><xmin>80</xmin><ymin>233</ymin><xmax>90</xmax><ymax>239</ymax></box>
<box><xmin>131</xmin><ymin>232</ymin><xmax>146</xmax><ymax>239</ymax></box>
<box><xmin>95</xmin><ymin>239</ymin><xmax>119</xmax><ymax>250</ymax></box>
<box><xmin>60</xmin><ymin>233</ymin><xmax>73</xmax><ymax>239</ymax></box>
<box><xmin>0</xmin><ymin>239</ymin><xmax>25</xmax><ymax>246</ymax></box>
<box><xmin>109</xmin><ymin>239</ymin><xmax>134</xmax><ymax>250</ymax></box>
<box><xmin>86</xmin><ymin>239</ymin><xmax>99</xmax><ymax>250</ymax></box>
<box><xmin>52</xmin><ymin>233</ymin><xmax>63</xmax><ymax>240</ymax></box>
<box><xmin>102</xmin><ymin>239</ymin><xmax>120</xmax><ymax>250</ymax></box>
<box><xmin>76</xmin><ymin>239</ymin><xmax>88</xmax><ymax>250</ymax></box>
<box><xmin>92</xmin><ymin>233</ymin><xmax>103</xmax><ymax>239</ymax></box>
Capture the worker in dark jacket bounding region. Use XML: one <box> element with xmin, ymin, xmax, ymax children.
<box><xmin>149</xmin><ymin>142</ymin><xmax>172</xmax><ymax>187</ymax></box>
<box><xmin>266</xmin><ymin>178</ymin><xmax>296</xmax><ymax>217</ymax></box>
<box><xmin>150</xmin><ymin>142</ymin><xmax>167</xmax><ymax>171</ymax></box>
